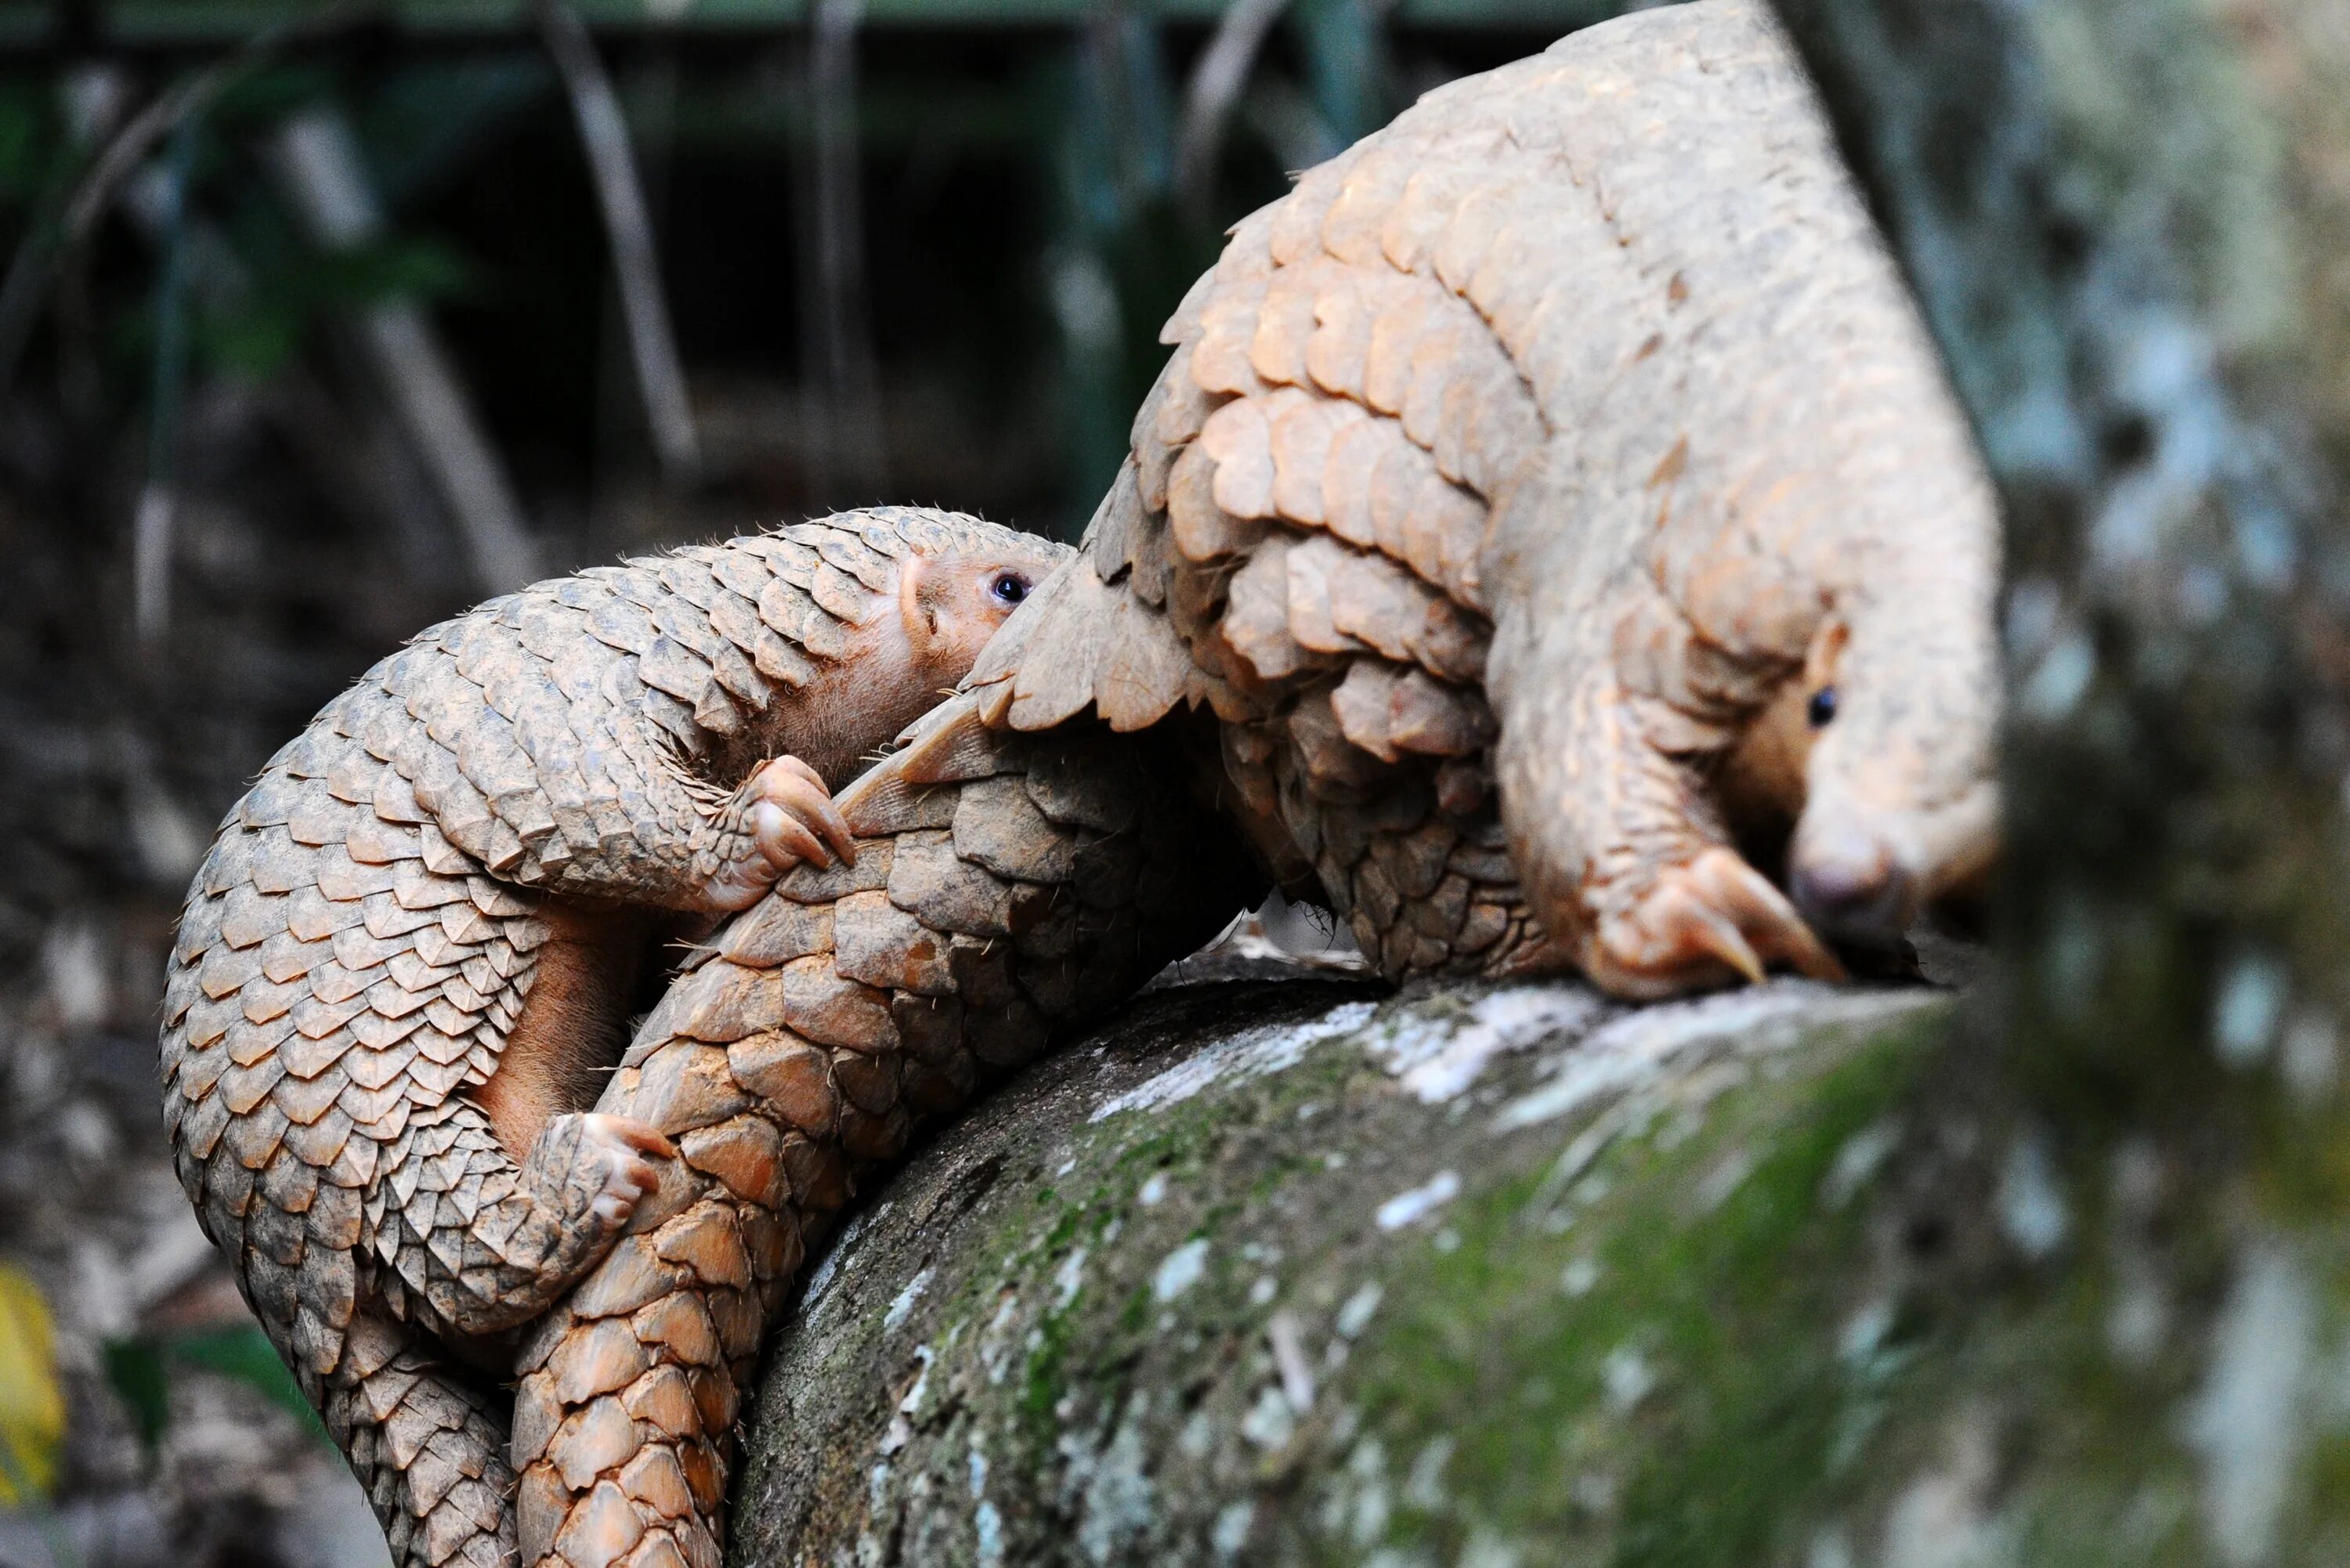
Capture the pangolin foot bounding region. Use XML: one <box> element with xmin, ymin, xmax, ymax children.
<box><xmin>570</xmin><ymin>1113</ymin><xmax>678</xmax><ymax>1232</ymax></box>
<box><xmin>703</xmin><ymin>755</ymin><xmax>857</xmax><ymax>911</ymax></box>
<box><xmin>1586</xmin><ymin>847</ymin><xmax>1845</xmax><ymax>999</ymax></box>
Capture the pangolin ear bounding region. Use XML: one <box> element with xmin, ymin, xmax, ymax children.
<box><xmin>1803</xmin><ymin>614</ymin><xmax>1850</xmax><ymax>691</ymax></box>
<box><xmin>897</xmin><ymin>552</ymin><xmax>938</xmax><ymax>651</ymax></box>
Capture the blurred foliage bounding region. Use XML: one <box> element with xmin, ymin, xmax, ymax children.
<box><xmin>102</xmin><ymin>1325</ymin><xmax>332</xmax><ymax>1453</ymax></box>
<box><xmin>0</xmin><ymin>7</ymin><xmax>1537</xmax><ymax>551</ymax></box>
<box><xmin>0</xmin><ymin>1262</ymin><xmax>65</xmax><ymax>1505</ymax></box>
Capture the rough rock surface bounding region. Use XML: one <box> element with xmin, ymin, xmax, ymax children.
<box><xmin>730</xmin><ymin>972</ymin><xmax>1955</xmax><ymax>1566</ymax></box>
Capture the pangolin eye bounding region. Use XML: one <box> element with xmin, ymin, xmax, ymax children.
<box><xmin>990</xmin><ymin>572</ymin><xmax>1030</xmax><ymax>608</ymax></box>
<box><xmin>1807</xmin><ymin>686</ymin><xmax>1838</xmax><ymax>728</ymax></box>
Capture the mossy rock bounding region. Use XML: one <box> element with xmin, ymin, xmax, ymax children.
<box><xmin>729</xmin><ymin>974</ymin><xmax>1969</xmax><ymax>1566</ymax></box>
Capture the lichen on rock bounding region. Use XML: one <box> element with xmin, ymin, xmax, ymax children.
<box><xmin>729</xmin><ymin>974</ymin><xmax>1954</xmax><ymax>1566</ymax></box>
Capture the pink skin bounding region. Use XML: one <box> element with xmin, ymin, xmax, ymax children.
<box><xmin>578</xmin><ymin>1113</ymin><xmax>679</xmax><ymax>1230</ymax></box>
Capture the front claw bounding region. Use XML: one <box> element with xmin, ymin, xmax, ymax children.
<box><xmin>701</xmin><ymin>754</ymin><xmax>858</xmax><ymax>912</ymax></box>
<box><xmin>1583</xmin><ymin>847</ymin><xmax>1845</xmax><ymax>999</ymax></box>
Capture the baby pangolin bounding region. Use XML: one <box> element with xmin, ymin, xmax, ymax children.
<box><xmin>158</xmin><ymin>508</ymin><xmax>1068</xmax><ymax>1568</ymax></box>
<box><xmin>967</xmin><ymin>0</ymin><xmax>1999</xmax><ymax>995</ymax></box>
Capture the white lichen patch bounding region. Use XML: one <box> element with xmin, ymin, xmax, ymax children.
<box><xmin>1054</xmin><ymin>1246</ymin><xmax>1090</xmax><ymax>1310</ymax></box>
<box><xmin>978</xmin><ymin>1291</ymin><xmax>1021</xmax><ymax>1387</ymax></box>
<box><xmin>1177</xmin><ymin>1408</ymin><xmax>1217</xmax><ymax>1460</ymax></box>
<box><xmin>1090</xmin><ymin>1000</ymin><xmax>1379</xmax><ymax>1122</ymax></box>
<box><xmin>797</xmin><ymin>1198</ymin><xmax>888</xmax><ymax>1314</ymax></box>
<box><xmin>1211</xmin><ymin>1500</ymin><xmax>1256</xmax><ymax>1563</ymax></box>
<box><xmin>1493</xmin><ymin>985</ymin><xmax>1939</xmax><ymax>1133</ymax></box>
<box><xmin>1241</xmin><ymin>1383</ymin><xmax>1296</xmax><ymax>1449</ymax></box>
<box><xmin>1268</xmin><ymin>1309</ymin><xmax>1317</xmax><ymax>1414</ymax></box>
<box><xmin>1376</xmin><ymin>1170</ymin><xmax>1462</xmax><ymax>1230</ymax></box>
<box><xmin>883</xmin><ymin>1266</ymin><xmax>934</xmax><ymax>1333</ymax></box>
<box><xmin>1877</xmin><ymin>1408</ymin><xmax>2013</xmax><ymax>1568</ymax></box>
<box><xmin>1838</xmin><ymin>1298</ymin><xmax>1893</xmax><ymax>1367</ymax></box>
<box><xmin>1059</xmin><ymin>1398</ymin><xmax>1159</xmax><ymax>1566</ymax></box>
<box><xmin>1995</xmin><ymin>1129</ymin><xmax>2069</xmax><ymax>1260</ymax></box>
<box><xmin>2184</xmin><ymin>1243</ymin><xmax>2314</xmax><ymax>1566</ymax></box>
<box><xmin>1821</xmin><ymin>1121</ymin><xmax>1899</xmax><ymax>1211</ymax></box>
<box><xmin>1155</xmin><ymin>1237</ymin><xmax>1212</xmax><ymax>1302</ymax></box>
<box><xmin>2280</xmin><ymin>1010</ymin><xmax>2339</xmax><ymax>1104</ymax></box>
<box><xmin>1403</xmin><ymin>1433</ymin><xmax>1455</xmax><ymax>1511</ymax></box>
<box><xmin>1335</xmin><ymin>1281</ymin><xmax>1384</xmax><ymax>1339</ymax></box>
<box><xmin>1459</xmin><ymin>1527</ymin><xmax>1528</xmax><ymax>1568</ymax></box>
<box><xmin>891</xmin><ymin>1346</ymin><xmax>937</xmax><ymax>1433</ymax></box>
<box><xmin>1600</xmin><ymin>1344</ymin><xmax>1655</xmax><ymax>1411</ymax></box>
<box><xmin>2211</xmin><ymin>952</ymin><xmax>2288</xmax><ymax>1068</ymax></box>
<box><xmin>1361</xmin><ymin>983</ymin><xmax>1607</xmax><ymax>1103</ymax></box>
<box><xmin>973</xmin><ymin>1499</ymin><xmax>1005</xmax><ymax>1568</ymax></box>
<box><xmin>1333</xmin><ymin>1437</ymin><xmax>1394</xmax><ymax>1547</ymax></box>
<box><xmin>1694</xmin><ymin>1146</ymin><xmax>1757</xmax><ymax>1213</ymax></box>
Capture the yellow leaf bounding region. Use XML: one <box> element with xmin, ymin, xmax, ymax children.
<box><xmin>0</xmin><ymin>1263</ymin><xmax>65</xmax><ymax>1504</ymax></box>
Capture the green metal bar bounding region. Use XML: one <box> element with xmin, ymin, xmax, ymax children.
<box><xmin>0</xmin><ymin>0</ymin><xmax>1607</xmax><ymax>51</ymax></box>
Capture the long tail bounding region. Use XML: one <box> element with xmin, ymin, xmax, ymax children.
<box><xmin>510</xmin><ymin>695</ymin><xmax>1263</xmax><ymax>1568</ymax></box>
<box><xmin>325</xmin><ymin>1310</ymin><xmax>518</xmax><ymax>1568</ymax></box>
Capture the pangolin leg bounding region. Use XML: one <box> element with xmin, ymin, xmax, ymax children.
<box><xmin>1589</xmin><ymin>845</ymin><xmax>1845</xmax><ymax>996</ymax></box>
<box><xmin>324</xmin><ymin>1310</ymin><xmax>518</xmax><ymax>1568</ymax></box>
<box><xmin>375</xmin><ymin>1108</ymin><xmax>677</xmax><ymax>1339</ymax></box>
<box><xmin>1509</xmin><ymin>672</ymin><xmax>1842</xmax><ymax>998</ymax></box>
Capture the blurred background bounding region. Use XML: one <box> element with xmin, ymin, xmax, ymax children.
<box><xmin>0</xmin><ymin>2</ymin><xmax>1606</xmax><ymax>1564</ymax></box>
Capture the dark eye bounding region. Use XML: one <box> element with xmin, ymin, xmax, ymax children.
<box><xmin>1807</xmin><ymin>686</ymin><xmax>1838</xmax><ymax>728</ymax></box>
<box><xmin>989</xmin><ymin>573</ymin><xmax>1029</xmax><ymax>608</ymax></box>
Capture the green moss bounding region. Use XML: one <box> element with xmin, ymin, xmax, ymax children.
<box><xmin>1343</xmin><ymin>1010</ymin><xmax>1946</xmax><ymax>1565</ymax></box>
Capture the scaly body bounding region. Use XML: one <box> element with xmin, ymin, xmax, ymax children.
<box><xmin>159</xmin><ymin>508</ymin><xmax>1066</xmax><ymax>1568</ymax></box>
<box><xmin>515</xmin><ymin>13</ymin><xmax>2005</xmax><ymax>1565</ymax></box>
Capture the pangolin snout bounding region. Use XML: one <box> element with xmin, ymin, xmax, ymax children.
<box><xmin>1789</xmin><ymin>827</ymin><xmax>1917</xmax><ymax>944</ymax></box>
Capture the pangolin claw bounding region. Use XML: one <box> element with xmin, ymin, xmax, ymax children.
<box><xmin>1590</xmin><ymin>846</ymin><xmax>1845</xmax><ymax>998</ymax></box>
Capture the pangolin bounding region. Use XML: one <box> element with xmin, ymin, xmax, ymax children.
<box><xmin>967</xmin><ymin>0</ymin><xmax>2000</xmax><ymax>996</ymax></box>
<box><xmin>505</xmin><ymin>690</ymin><xmax>1260</xmax><ymax>1568</ymax></box>
<box><xmin>157</xmin><ymin>508</ymin><xmax>1068</xmax><ymax>1568</ymax></box>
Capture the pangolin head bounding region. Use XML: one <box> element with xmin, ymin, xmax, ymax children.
<box><xmin>1783</xmin><ymin>529</ymin><xmax>2001</xmax><ymax>945</ymax></box>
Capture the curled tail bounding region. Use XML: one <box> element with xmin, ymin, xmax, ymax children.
<box><xmin>316</xmin><ymin>1311</ymin><xmax>517</xmax><ymax>1568</ymax></box>
<box><xmin>511</xmin><ymin>693</ymin><xmax>1263</xmax><ymax>1568</ymax></box>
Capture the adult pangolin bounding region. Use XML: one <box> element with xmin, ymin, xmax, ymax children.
<box><xmin>158</xmin><ymin>510</ymin><xmax>1067</xmax><ymax>1568</ymax></box>
<box><xmin>969</xmin><ymin>0</ymin><xmax>1999</xmax><ymax>995</ymax></box>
